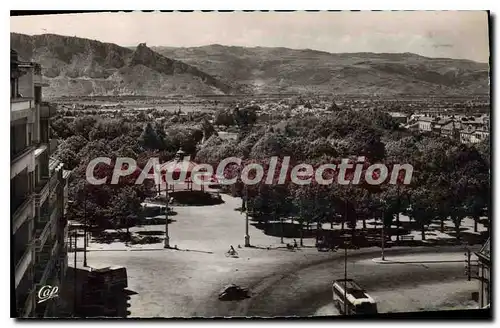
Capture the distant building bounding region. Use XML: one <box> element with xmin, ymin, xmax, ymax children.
<box><xmin>388</xmin><ymin>112</ymin><xmax>410</xmax><ymax>125</ymax></box>
<box><xmin>459</xmin><ymin>124</ymin><xmax>489</xmax><ymax>144</ymax></box>
<box><xmin>470</xmin><ymin>129</ymin><xmax>489</xmax><ymax>144</ymax></box>
<box><xmin>440</xmin><ymin>121</ymin><xmax>460</xmax><ymax>140</ymax></box>
<box><xmin>417</xmin><ymin>116</ymin><xmax>435</xmax><ymax>132</ymax></box>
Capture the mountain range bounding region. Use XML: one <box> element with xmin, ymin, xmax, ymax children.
<box><xmin>11</xmin><ymin>33</ymin><xmax>490</xmax><ymax>99</ymax></box>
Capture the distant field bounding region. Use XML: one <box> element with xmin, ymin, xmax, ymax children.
<box><xmin>55</xmin><ymin>99</ymin><xmax>228</xmax><ymax>113</ymax></box>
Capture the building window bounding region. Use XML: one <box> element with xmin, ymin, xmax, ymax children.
<box><xmin>40</xmin><ymin>120</ymin><xmax>49</xmax><ymax>143</ymax></box>
<box><xmin>34</xmin><ymin>86</ymin><xmax>41</xmax><ymax>104</ymax></box>
<box><xmin>11</xmin><ymin>78</ymin><xmax>18</xmax><ymax>98</ymax></box>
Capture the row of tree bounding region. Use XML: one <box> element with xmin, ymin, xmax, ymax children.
<box><xmin>52</xmin><ymin>103</ymin><xmax>490</xmax><ymax>243</ymax></box>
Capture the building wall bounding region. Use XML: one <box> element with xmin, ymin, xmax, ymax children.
<box><xmin>478</xmin><ymin>262</ymin><xmax>490</xmax><ymax>308</ymax></box>
<box><xmin>11</xmin><ymin>53</ymin><xmax>70</xmax><ymax>318</ymax></box>
<box><xmin>18</xmin><ymin>70</ymin><xmax>34</xmax><ymax>98</ymax></box>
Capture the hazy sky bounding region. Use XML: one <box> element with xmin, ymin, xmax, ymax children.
<box><xmin>10</xmin><ymin>11</ymin><xmax>489</xmax><ymax>62</ymax></box>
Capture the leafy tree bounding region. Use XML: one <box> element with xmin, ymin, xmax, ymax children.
<box><xmin>407</xmin><ymin>187</ymin><xmax>437</xmax><ymax>240</ymax></box>
<box><xmin>202</xmin><ymin>118</ymin><xmax>216</xmax><ymax>141</ymax></box>
<box><xmin>139</xmin><ymin>123</ymin><xmax>160</xmax><ymax>150</ymax></box>
<box><xmin>73</xmin><ymin>115</ymin><xmax>98</xmax><ymax>140</ymax></box>
<box><xmin>106</xmin><ymin>186</ymin><xmax>143</xmax><ymax>238</ymax></box>
<box><xmin>214</xmin><ymin>109</ymin><xmax>234</xmax><ymax>126</ymax></box>
<box><xmin>233</xmin><ymin>107</ymin><xmax>257</xmax><ymax>133</ymax></box>
<box><xmin>88</xmin><ymin>118</ymin><xmax>130</xmax><ymax>141</ymax></box>
<box><xmin>50</xmin><ymin>117</ymin><xmax>74</xmax><ymax>139</ymax></box>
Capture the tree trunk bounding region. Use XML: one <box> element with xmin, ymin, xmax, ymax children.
<box><xmin>300</xmin><ymin>220</ymin><xmax>304</xmax><ymax>246</ymax></box>
<box><xmin>341</xmin><ymin>220</ymin><xmax>344</xmax><ymax>231</ymax></box>
<box><xmin>315</xmin><ymin>220</ymin><xmax>319</xmax><ymax>245</ymax></box>
<box><xmin>440</xmin><ymin>217</ymin><xmax>444</xmax><ymax>233</ymax></box>
<box><xmin>455</xmin><ymin>223</ymin><xmax>461</xmax><ymax>241</ymax></box>
<box><xmin>421</xmin><ymin>223</ymin><xmax>426</xmax><ymax>241</ymax></box>
<box><xmin>362</xmin><ymin>217</ymin><xmax>366</xmax><ymax>230</ymax></box>
<box><xmin>474</xmin><ymin>215</ymin><xmax>478</xmax><ymax>233</ymax></box>
<box><xmin>396</xmin><ymin>212</ymin><xmax>400</xmax><ymax>241</ymax></box>
<box><xmin>456</xmin><ymin>224</ymin><xmax>461</xmax><ymax>240</ymax></box>
<box><xmin>280</xmin><ymin>217</ymin><xmax>284</xmax><ymax>243</ymax></box>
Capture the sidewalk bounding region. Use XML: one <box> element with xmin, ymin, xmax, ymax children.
<box><xmin>371</xmin><ymin>252</ymin><xmax>476</xmax><ymax>264</ymax></box>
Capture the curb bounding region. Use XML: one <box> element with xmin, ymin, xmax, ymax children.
<box><xmin>87</xmin><ymin>247</ymin><xmax>215</xmax><ymax>254</ymax></box>
<box><xmin>87</xmin><ymin>248</ymin><xmax>169</xmax><ymax>252</ymax></box>
<box><xmin>371</xmin><ymin>258</ymin><xmax>464</xmax><ymax>264</ymax></box>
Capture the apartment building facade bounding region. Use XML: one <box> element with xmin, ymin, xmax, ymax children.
<box><xmin>11</xmin><ymin>50</ymin><xmax>70</xmax><ymax>317</ymax></box>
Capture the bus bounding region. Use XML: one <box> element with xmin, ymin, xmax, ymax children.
<box><xmin>332</xmin><ymin>279</ymin><xmax>378</xmax><ymax>315</ymax></box>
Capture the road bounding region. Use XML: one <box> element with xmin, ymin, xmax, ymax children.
<box><xmin>77</xmin><ymin>193</ymin><xmax>480</xmax><ymax>317</ymax></box>
<box><xmin>199</xmin><ymin>246</ymin><xmax>478</xmax><ymax>317</ymax></box>
<box><xmin>81</xmin><ymin>245</ymin><xmax>478</xmax><ymax>317</ymax></box>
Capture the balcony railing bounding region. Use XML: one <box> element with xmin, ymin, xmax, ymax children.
<box><xmin>12</xmin><ymin>194</ymin><xmax>32</xmax><ymax>216</ymax></box>
<box><xmin>50</xmin><ymin>205</ymin><xmax>60</xmax><ymax>229</ymax></box>
<box><xmin>11</xmin><ymin>98</ymin><xmax>34</xmax><ymax>112</ymax></box>
<box><xmin>12</xmin><ymin>196</ymin><xmax>33</xmax><ymax>234</ymax></box>
<box><xmin>34</xmin><ymin>144</ymin><xmax>48</xmax><ymax>159</ymax></box>
<box><xmin>15</xmin><ymin>245</ymin><xmax>32</xmax><ymax>288</ymax></box>
<box><xmin>11</xmin><ymin>146</ymin><xmax>34</xmax><ymax>165</ymax></box>
<box><xmin>49</xmin><ymin>139</ymin><xmax>58</xmax><ymax>156</ymax></box>
<box><xmin>50</xmin><ymin>173</ymin><xmax>60</xmax><ymax>191</ymax></box>
<box><xmin>34</xmin><ymin>240</ymin><xmax>58</xmax><ymax>287</ymax></box>
<box><xmin>35</xmin><ymin>215</ymin><xmax>51</xmax><ymax>250</ymax></box>
<box><xmin>35</xmin><ymin>178</ymin><xmax>50</xmax><ymax>203</ymax></box>
<box><xmin>17</xmin><ymin>288</ymin><xmax>35</xmax><ymax>318</ymax></box>
<box><xmin>34</xmin><ymin>252</ymin><xmax>51</xmax><ymax>285</ymax></box>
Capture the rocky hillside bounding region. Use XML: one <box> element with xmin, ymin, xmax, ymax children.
<box><xmin>11</xmin><ymin>33</ymin><xmax>489</xmax><ymax>98</ymax></box>
<box><xmin>10</xmin><ymin>33</ymin><xmax>233</xmax><ymax>98</ymax></box>
<box><xmin>154</xmin><ymin>45</ymin><xmax>490</xmax><ymax>96</ymax></box>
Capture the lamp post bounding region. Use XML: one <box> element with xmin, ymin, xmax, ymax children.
<box><xmin>83</xmin><ymin>189</ymin><xmax>87</xmax><ymax>267</ymax></box>
<box><xmin>164</xmin><ymin>182</ymin><xmax>170</xmax><ymax>249</ymax></box>
<box><xmin>245</xmin><ymin>208</ymin><xmax>250</xmax><ymax>247</ymax></box>
<box><xmin>240</xmin><ymin>166</ymin><xmax>250</xmax><ymax>247</ymax></box>
<box><xmin>73</xmin><ymin>227</ymin><xmax>77</xmax><ymax>315</ymax></box>
<box><xmin>244</xmin><ymin>184</ymin><xmax>250</xmax><ymax>247</ymax></box>
<box><xmin>343</xmin><ymin>199</ymin><xmax>348</xmax><ymax>315</ymax></box>
<box><xmin>381</xmin><ymin>199</ymin><xmax>386</xmax><ymax>261</ymax></box>
<box><xmin>343</xmin><ymin>236</ymin><xmax>348</xmax><ymax>315</ymax></box>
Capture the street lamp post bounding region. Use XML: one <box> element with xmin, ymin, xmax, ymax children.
<box><xmin>244</xmin><ymin>184</ymin><xmax>250</xmax><ymax>247</ymax></box>
<box><xmin>280</xmin><ymin>215</ymin><xmax>284</xmax><ymax>244</ymax></box>
<box><xmin>73</xmin><ymin>228</ymin><xmax>77</xmax><ymax>315</ymax></box>
<box><xmin>164</xmin><ymin>182</ymin><xmax>170</xmax><ymax>249</ymax></box>
<box><xmin>344</xmin><ymin>239</ymin><xmax>348</xmax><ymax>315</ymax></box>
<box><xmin>245</xmin><ymin>208</ymin><xmax>250</xmax><ymax>247</ymax></box>
<box><xmin>343</xmin><ymin>200</ymin><xmax>348</xmax><ymax>315</ymax></box>
<box><xmin>83</xmin><ymin>189</ymin><xmax>87</xmax><ymax>267</ymax></box>
<box><xmin>242</xmin><ymin>170</ymin><xmax>250</xmax><ymax>247</ymax></box>
<box><xmin>381</xmin><ymin>200</ymin><xmax>386</xmax><ymax>261</ymax></box>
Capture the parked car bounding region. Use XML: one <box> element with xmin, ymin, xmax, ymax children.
<box><xmin>218</xmin><ymin>284</ymin><xmax>250</xmax><ymax>301</ymax></box>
